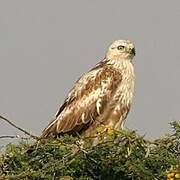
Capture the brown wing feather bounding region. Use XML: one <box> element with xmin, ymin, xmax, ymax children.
<box><xmin>55</xmin><ymin>59</ymin><xmax>107</xmax><ymax>118</ymax></box>
<box><xmin>41</xmin><ymin>60</ymin><xmax>122</xmax><ymax>138</ymax></box>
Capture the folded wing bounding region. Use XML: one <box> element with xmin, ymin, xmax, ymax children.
<box><xmin>41</xmin><ymin>61</ymin><xmax>122</xmax><ymax>138</ymax></box>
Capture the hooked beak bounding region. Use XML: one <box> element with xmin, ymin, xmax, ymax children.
<box><xmin>131</xmin><ymin>48</ymin><xmax>136</xmax><ymax>56</ymax></box>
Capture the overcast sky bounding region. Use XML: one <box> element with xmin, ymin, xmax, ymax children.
<box><xmin>0</xmin><ymin>1</ymin><xmax>180</xmax><ymax>145</ymax></box>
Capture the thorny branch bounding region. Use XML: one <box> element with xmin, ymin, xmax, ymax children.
<box><xmin>0</xmin><ymin>115</ymin><xmax>39</xmax><ymax>140</ymax></box>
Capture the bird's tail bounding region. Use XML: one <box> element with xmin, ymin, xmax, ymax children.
<box><xmin>40</xmin><ymin>119</ymin><xmax>57</xmax><ymax>139</ymax></box>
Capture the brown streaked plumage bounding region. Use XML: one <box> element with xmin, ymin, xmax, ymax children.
<box><xmin>41</xmin><ymin>39</ymin><xmax>136</xmax><ymax>138</ymax></box>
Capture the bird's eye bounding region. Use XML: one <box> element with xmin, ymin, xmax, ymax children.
<box><xmin>117</xmin><ymin>45</ymin><xmax>125</xmax><ymax>50</ymax></box>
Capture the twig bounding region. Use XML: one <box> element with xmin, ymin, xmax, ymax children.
<box><xmin>0</xmin><ymin>135</ymin><xmax>19</xmax><ymax>139</ymax></box>
<box><xmin>0</xmin><ymin>115</ymin><xmax>39</xmax><ymax>140</ymax></box>
<box><xmin>145</xmin><ymin>139</ymin><xmax>159</xmax><ymax>146</ymax></box>
<box><xmin>0</xmin><ymin>135</ymin><xmax>32</xmax><ymax>140</ymax></box>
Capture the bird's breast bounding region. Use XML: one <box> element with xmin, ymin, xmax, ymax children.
<box><xmin>103</xmin><ymin>61</ymin><xmax>135</xmax><ymax>126</ymax></box>
<box><xmin>115</xmin><ymin>61</ymin><xmax>135</xmax><ymax>107</ymax></box>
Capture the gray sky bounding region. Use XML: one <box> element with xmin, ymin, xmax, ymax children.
<box><xmin>0</xmin><ymin>1</ymin><xmax>180</xmax><ymax>145</ymax></box>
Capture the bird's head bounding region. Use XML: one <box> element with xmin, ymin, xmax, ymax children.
<box><xmin>106</xmin><ymin>40</ymin><xmax>136</xmax><ymax>61</ymax></box>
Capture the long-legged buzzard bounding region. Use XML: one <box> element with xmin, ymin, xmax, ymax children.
<box><xmin>41</xmin><ymin>40</ymin><xmax>136</xmax><ymax>138</ymax></box>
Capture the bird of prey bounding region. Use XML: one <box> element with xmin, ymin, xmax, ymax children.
<box><xmin>41</xmin><ymin>39</ymin><xmax>136</xmax><ymax>138</ymax></box>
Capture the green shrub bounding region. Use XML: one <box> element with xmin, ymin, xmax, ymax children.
<box><xmin>0</xmin><ymin>122</ymin><xmax>179</xmax><ymax>180</ymax></box>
